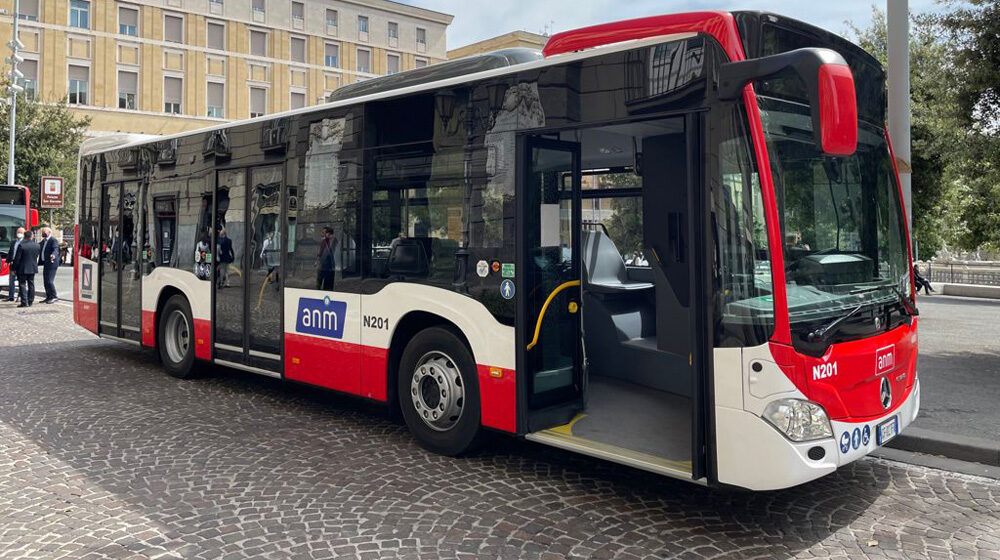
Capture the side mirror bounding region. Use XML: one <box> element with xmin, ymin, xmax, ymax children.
<box><xmin>718</xmin><ymin>48</ymin><xmax>858</xmax><ymax>156</ymax></box>
<box><xmin>30</xmin><ymin>208</ymin><xmax>39</xmax><ymax>228</ymax></box>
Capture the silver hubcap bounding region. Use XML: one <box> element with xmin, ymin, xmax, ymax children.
<box><xmin>164</xmin><ymin>309</ymin><xmax>190</xmax><ymax>364</ymax></box>
<box><xmin>410</xmin><ymin>351</ymin><xmax>464</xmax><ymax>432</ymax></box>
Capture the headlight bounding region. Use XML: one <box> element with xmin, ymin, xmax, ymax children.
<box><xmin>762</xmin><ymin>398</ymin><xmax>833</xmax><ymax>442</ymax></box>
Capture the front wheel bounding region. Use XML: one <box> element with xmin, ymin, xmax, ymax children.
<box><xmin>158</xmin><ymin>294</ymin><xmax>198</xmax><ymax>379</ymax></box>
<box><xmin>398</xmin><ymin>327</ymin><xmax>482</xmax><ymax>456</ymax></box>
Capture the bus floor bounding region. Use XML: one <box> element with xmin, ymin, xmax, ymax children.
<box><xmin>535</xmin><ymin>375</ymin><xmax>693</xmax><ymax>473</ymax></box>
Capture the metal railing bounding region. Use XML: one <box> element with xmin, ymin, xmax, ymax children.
<box><xmin>923</xmin><ymin>262</ymin><xmax>1000</xmax><ymax>286</ymax></box>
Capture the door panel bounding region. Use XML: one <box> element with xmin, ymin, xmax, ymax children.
<box><xmin>213</xmin><ymin>166</ymin><xmax>284</xmax><ymax>370</ymax></box>
<box><xmin>98</xmin><ymin>183</ymin><xmax>119</xmax><ymax>335</ymax></box>
<box><xmin>120</xmin><ymin>181</ymin><xmax>142</xmax><ymax>337</ymax></box>
<box><xmin>215</xmin><ymin>169</ymin><xmax>246</xmax><ymax>352</ymax></box>
<box><xmin>521</xmin><ymin>138</ymin><xmax>582</xmax><ymax>411</ymax></box>
<box><xmin>247</xmin><ymin>165</ymin><xmax>283</xmax><ymax>358</ymax></box>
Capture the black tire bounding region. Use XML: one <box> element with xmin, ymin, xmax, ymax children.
<box><xmin>398</xmin><ymin>327</ymin><xmax>482</xmax><ymax>456</ymax></box>
<box><xmin>157</xmin><ymin>294</ymin><xmax>198</xmax><ymax>379</ymax></box>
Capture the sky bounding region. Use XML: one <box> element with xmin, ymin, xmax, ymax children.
<box><xmin>398</xmin><ymin>0</ymin><xmax>948</xmax><ymax>51</ymax></box>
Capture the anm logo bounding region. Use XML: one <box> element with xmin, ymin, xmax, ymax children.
<box><xmin>296</xmin><ymin>296</ymin><xmax>347</xmax><ymax>339</ymax></box>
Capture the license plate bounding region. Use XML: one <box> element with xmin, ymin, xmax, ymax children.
<box><xmin>877</xmin><ymin>416</ymin><xmax>899</xmax><ymax>446</ymax></box>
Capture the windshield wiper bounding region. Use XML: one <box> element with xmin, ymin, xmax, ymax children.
<box><xmin>807</xmin><ymin>303</ymin><xmax>866</xmax><ymax>343</ymax></box>
<box><xmin>889</xmin><ymin>284</ymin><xmax>919</xmax><ymax>316</ymax></box>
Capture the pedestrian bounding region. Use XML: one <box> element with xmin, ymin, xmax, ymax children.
<box><xmin>317</xmin><ymin>226</ymin><xmax>336</xmax><ymax>291</ymax></box>
<box><xmin>6</xmin><ymin>226</ymin><xmax>24</xmax><ymax>301</ymax></box>
<box><xmin>12</xmin><ymin>229</ymin><xmax>40</xmax><ymax>307</ymax></box>
<box><xmin>39</xmin><ymin>227</ymin><xmax>60</xmax><ymax>303</ymax></box>
<box><xmin>216</xmin><ymin>226</ymin><xmax>234</xmax><ymax>288</ymax></box>
<box><xmin>914</xmin><ymin>264</ymin><xmax>934</xmax><ymax>295</ymax></box>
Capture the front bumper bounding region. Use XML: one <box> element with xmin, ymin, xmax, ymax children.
<box><xmin>715</xmin><ymin>379</ymin><xmax>920</xmax><ymax>491</ymax></box>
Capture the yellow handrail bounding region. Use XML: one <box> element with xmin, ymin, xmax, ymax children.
<box><xmin>526</xmin><ymin>280</ymin><xmax>580</xmax><ymax>351</ymax></box>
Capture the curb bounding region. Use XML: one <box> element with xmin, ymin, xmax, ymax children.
<box><xmin>886</xmin><ymin>426</ymin><xmax>1000</xmax><ymax>466</ymax></box>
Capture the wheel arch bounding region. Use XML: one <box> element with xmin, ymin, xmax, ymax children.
<box><xmin>385</xmin><ymin>311</ymin><xmax>473</xmax><ymax>422</ymax></box>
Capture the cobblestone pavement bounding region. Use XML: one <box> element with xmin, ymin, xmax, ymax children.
<box><xmin>1</xmin><ymin>302</ymin><xmax>998</xmax><ymax>560</ymax></box>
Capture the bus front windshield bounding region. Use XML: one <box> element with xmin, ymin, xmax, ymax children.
<box><xmin>0</xmin><ymin>206</ymin><xmax>24</xmax><ymax>249</ymax></box>
<box><xmin>759</xmin><ymin>95</ymin><xmax>912</xmax><ymax>346</ymax></box>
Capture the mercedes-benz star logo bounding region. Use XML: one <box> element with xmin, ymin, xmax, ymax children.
<box><xmin>880</xmin><ymin>377</ymin><xmax>892</xmax><ymax>410</ymax></box>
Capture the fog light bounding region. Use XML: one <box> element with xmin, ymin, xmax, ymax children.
<box><xmin>763</xmin><ymin>398</ymin><xmax>833</xmax><ymax>442</ymax></box>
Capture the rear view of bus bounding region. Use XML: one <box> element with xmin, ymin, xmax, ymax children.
<box><xmin>0</xmin><ymin>185</ymin><xmax>37</xmax><ymax>290</ymax></box>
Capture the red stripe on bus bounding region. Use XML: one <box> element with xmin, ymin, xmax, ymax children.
<box><xmin>194</xmin><ymin>319</ymin><xmax>212</xmax><ymax>360</ymax></box>
<box><xmin>141</xmin><ymin>310</ymin><xmax>156</xmax><ymax>347</ymax></box>
<box><xmin>477</xmin><ymin>365</ymin><xmax>516</xmax><ymax>433</ymax></box>
<box><xmin>76</xmin><ymin>300</ymin><xmax>98</xmax><ymax>334</ymax></box>
<box><xmin>360</xmin><ymin>344</ymin><xmax>389</xmax><ymax>402</ymax></box>
<box><xmin>285</xmin><ymin>332</ymin><xmax>362</xmax><ymax>395</ymax></box>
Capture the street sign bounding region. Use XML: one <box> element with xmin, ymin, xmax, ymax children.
<box><xmin>40</xmin><ymin>176</ymin><xmax>63</xmax><ymax>209</ymax></box>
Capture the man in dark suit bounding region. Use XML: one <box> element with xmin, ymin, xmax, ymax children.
<box><xmin>39</xmin><ymin>227</ymin><xmax>60</xmax><ymax>303</ymax></box>
<box><xmin>6</xmin><ymin>226</ymin><xmax>24</xmax><ymax>301</ymax></box>
<box><xmin>12</xmin><ymin>229</ymin><xmax>40</xmax><ymax>307</ymax></box>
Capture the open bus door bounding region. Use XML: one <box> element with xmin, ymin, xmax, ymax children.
<box><xmin>518</xmin><ymin>116</ymin><xmax>710</xmax><ymax>483</ymax></box>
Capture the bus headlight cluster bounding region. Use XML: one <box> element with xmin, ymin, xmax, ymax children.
<box><xmin>762</xmin><ymin>399</ymin><xmax>833</xmax><ymax>442</ymax></box>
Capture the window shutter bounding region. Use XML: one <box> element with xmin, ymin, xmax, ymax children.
<box><xmin>164</xmin><ymin>76</ymin><xmax>183</xmax><ymax>104</ymax></box>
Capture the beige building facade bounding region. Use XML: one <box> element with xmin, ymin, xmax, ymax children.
<box><xmin>446</xmin><ymin>30</ymin><xmax>546</xmax><ymax>60</ymax></box>
<box><xmin>0</xmin><ymin>0</ymin><xmax>452</xmax><ymax>136</ymax></box>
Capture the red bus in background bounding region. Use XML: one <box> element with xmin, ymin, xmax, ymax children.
<box><xmin>74</xmin><ymin>11</ymin><xmax>918</xmax><ymax>490</ymax></box>
<box><xmin>1</xmin><ymin>185</ymin><xmax>40</xmax><ymax>291</ymax></box>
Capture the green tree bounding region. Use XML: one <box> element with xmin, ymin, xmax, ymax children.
<box><xmin>0</xmin><ymin>88</ymin><xmax>90</xmax><ymax>230</ymax></box>
<box><xmin>941</xmin><ymin>0</ymin><xmax>1000</xmax><ymax>252</ymax></box>
<box><xmin>848</xmin><ymin>8</ymin><xmax>962</xmax><ymax>257</ymax></box>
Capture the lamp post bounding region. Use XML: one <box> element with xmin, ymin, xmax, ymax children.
<box><xmin>887</xmin><ymin>0</ymin><xmax>911</xmax><ymax>231</ymax></box>
<box><xmin>7</xmin><ymin>0</ymin><xmax>25</xmax><ymax>186</ymax></box>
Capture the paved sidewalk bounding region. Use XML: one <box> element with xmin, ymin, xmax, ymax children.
<box><xmin>1</xmin><ymin>303</ymin><xmax>1000</xmax><ymax>560</ymax></box>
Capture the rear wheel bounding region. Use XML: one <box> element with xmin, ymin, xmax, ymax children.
<box><xmin>398</xmin><ymin>327</ymin><xmax>482</xmax><ymax>455</ymax></box>
<box><xmin>158</xmin><ymin>294</ymin><xmax>198</xmax><ymax>379</ymax></box>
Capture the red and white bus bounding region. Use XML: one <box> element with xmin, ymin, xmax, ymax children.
<box><xmin>74</xmin><ymin>11</ymin><xmax>919</xmax><ymax>490</ymax></box>
<box><xmin>1</xmin><ymin>184</ymin><xmax>40</xmax><ymax>290</ymax></box>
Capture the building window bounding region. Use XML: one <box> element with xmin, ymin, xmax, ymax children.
<box><xmin>209</xmin><ymin>0</ymin><xmax>223</xmax><ymax>5</ymax></box>
<box><xmin>326</xmin><ymin>9</ymin><xmax>338</xmax><ymax>28</ymax></box>
<box><xmin>250</xmin><ymin>30</ymin><xmax>267</xmax><ymax>57</ymax></box>
<box><xmin>18</xmin><ymin>0</ymin><xmax>39</xmax><ymax>21</ymax></box>
<box><xmin>324</xmin><ymin>43</ymin><xmax>338</xmax><ymax>68</ymax></box>
<box><xmin>118</xmin><ymin>5</ymin><xmax>139</xmax><ymax>36</ymax></box>
<box><xmin>164</xmin><ymin>76</ymin><xmax>182</xmax><ymax>114</ymax></box>
<box><xmin>252</xmin><ymin>0</ymin><xmax>265</xmax><ymax>18</ymax></box>
<box><xmin>164</xmin><ymin>14</ymin><xmax>183</xmax><ymax>43</ymax></box>
<box><xmin>290</xmin><ymin>91</ymin><xmax>305</xmax><ymax>110</ymax></box>
<box><xmin>250</xmin><ymin>86</ymin><xmax>266</xmax><ymax>118</ymax></box>
<box><xmin>416</xmin><ymin>27</ymin><xmax>427</xmax><ymax>47</ymax></box>
<box><xmin>118</xmin><ymin>70</ymin><xmax>138</xmax><ymax>109</ymax></box>
<box><xmin>207</xmin><ymin>21</ymin><xmax>225</xmax><ymax>50</ymax></box>
<box><xmin>388</xmin><ymin>22</ymin><xmax>398</xmax><ymax>39</ymax></box>
<box><xmin>358</xmin><ymin>16</ymin><xmax>369</xmax><ymax>33</ymax></box>
<box><xmin>291</xmin><ymin>2</ymin><xmax>304</xmax><ymax>23</ymax></box>
<box><xmin>70</xmin><ymin>0</ymin><xmax>90</xmax><ymax>29</ymax></box>
<box><xmin>68</xmin><ymin>65</ymin><xmax>89</xmax><ymax>104</ymax></box>
<box><xmin>290</xmin><ymin>36</ymin><xmax>306</xmax><ymax>63</ymax></box>
<box><xmin>356</xmin><ymin>48</ymin><xmax>370</xmax><ymax>74</ymax></box>
<box><xmin>386</xmin><ymin>53</ymin><xmax>399</xmax><ymax>75</ymax></box>
<box><xmin>207</xmin><ymin>82</ymin><xmax>225</xmax><ymax>118</ymax></box>
<box><xmin>414</xmin><ymin>57</ymin><xmax>428</xmax><ymax>69</ymax></box>
<box><xmin>18</xmin><ymin>59</ymin><xmax>38</xmax><ymax>99</ymax></box>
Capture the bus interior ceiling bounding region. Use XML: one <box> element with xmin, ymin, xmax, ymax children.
<box><xmin>550</xmin><ymin>117</ymin><xmax>694</xmax><ymax>468</ymax></box>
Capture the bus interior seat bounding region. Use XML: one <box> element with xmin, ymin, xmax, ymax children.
<box><xmin>387</xmin><ymin>238</ymin><xmax>429</xmax><ymax>277</ymax></box>
<box><xmin>580</xmin><ymin>230</ymin><xmax>690</xmax><ymax>396</ymax></box>
<box><xmin>581</xmin><ymin>230</ymin><xmax>653</xmax><ymax>293</ymax></box>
